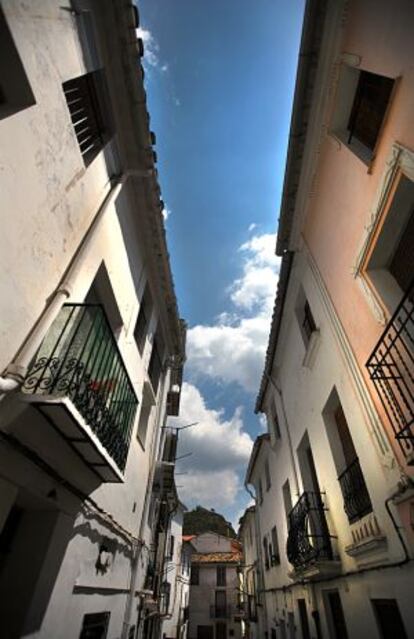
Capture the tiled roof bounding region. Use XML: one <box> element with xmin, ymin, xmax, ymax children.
<box><xmin>192</xmin><ymin>551</ymin><xmax>241</xmax><ymax>564</ymax></box>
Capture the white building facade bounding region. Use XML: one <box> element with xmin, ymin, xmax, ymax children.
<box><xmin>0</xmin><ymin>2</ymin><xmax>185</xmax><ymax>638</ymax></box>
<box><xmin>246</xmin><ymin>1</ymin><xmax>414</xmax><ymax>638</ymax></box>
<box><xmin>188</xmin><ymin>533</ymin><xmax>242</xmax><ymax>639</ymax></box>
<box><xmin>161</xmin><ymin>506</ymin><xmax>192</xmax><ymax>639</ymax></box>
<box><xmin>237</xmin><ymin>506</ymin><xmax>264</xmax><ymax>639</ymax></box>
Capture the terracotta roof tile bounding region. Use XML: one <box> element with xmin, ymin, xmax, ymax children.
<box><xmin>192</xmin><ymin>551</ymin><xmax>241</xmax><ymax>564</ymax></box>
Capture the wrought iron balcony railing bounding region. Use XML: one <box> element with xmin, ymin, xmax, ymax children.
<box><xmin>286</xmin><ymin>491</ymin><xmax>333</xmax><ymax>570</ymax></box>
<box><xmin>23</xmin><ymin>303</ymin><xmax>138</xmax><ymax>471</ymax></box>
<box><xmin>338</xmin><ymin>457</ymin><xmax>372</xmax><ymax>524</ymax></box>
<box><xmin>366</xmin><ymin>283</ymin><xmax>414</xmax><ymax>460</ymax></box>
<box><xmin>210</xmin><ymin>605</ymin><xmax>232</xmax><ymax>619</ymax></box>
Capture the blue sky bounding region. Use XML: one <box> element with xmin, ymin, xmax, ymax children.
<box><xmin>137</xmin><ymin>0</ymin><xmax>304</xmax><ymax>527</ymax></box>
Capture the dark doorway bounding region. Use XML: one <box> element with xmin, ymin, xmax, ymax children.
<box><xmin>297</xmin><ymin>599</ymin><xmax>310</xmax><ymax>639</ymax></box>
<box><xmin>372</xmin><ymin>599</ymin><xmax>408</xmax><ymax>639</ymax></box>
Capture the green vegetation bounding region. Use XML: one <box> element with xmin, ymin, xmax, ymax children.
<box><xmin>183</xmin><ymin>505</ymin><xmax>236</xmax><ymax>538</ymax></box>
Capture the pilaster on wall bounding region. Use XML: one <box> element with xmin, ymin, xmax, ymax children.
<box><xmin>304</xmin><ymin>243</ymin><xmax>399</xmax><ymax>480</ymax></box>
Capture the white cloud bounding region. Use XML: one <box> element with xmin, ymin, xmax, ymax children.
<box><xmin>170</xmin><ymin>383</ymin><xmax>253</xmax><ymax>509</ymax></box>
<box><xmin>162</xmin><ymin>206</ymin><xmax>171</xmax><ymax>221</ymax></box>
<box><xmin>136</xmin><ymin>26</ymin><xmax>159</xmax><ymax>68</ymax></box>
<box><xmin>186</xmin><ymin>233</ymin><xmax>279</xmax><ymax>392</ymax></box>
<box><xmin>161</xmin><ymin>64</ymin><xmax>169</xmax><ymax>73</ymax></box>
<box><xmin>248</xmin><ymin>223</ymin><xmax>257</xmax><ymax>232</ymax></box>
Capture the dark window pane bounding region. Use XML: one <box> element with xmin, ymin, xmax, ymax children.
<box><xmin>79</xmin><ymin>612</ymin><xmax>110</xmax><ymax>639</ymax></box>
<box><xmin>348</xmin><ymin>71</ymin><xmax>394</xmax><ymax>151</ymax></box>
<box><xmin>302</xmin><ymin>301</ymin><xmax>316</xmax><ymax>343</ymax></box>
<box><xmin>134</xmin><ymin>287</ymin><xmax>153</xmax><ymax>354</ymax></box>
<box><xmin>389</xmin><ymin>207</ymin><xmax>414</xmax><ymax>296</ymax></box>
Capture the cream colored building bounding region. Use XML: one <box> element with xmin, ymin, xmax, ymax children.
<box><xmin>160</xmin><ymin>503</ymin><xmax>192</xmax><ymax>639</ymax></box>
<box><xmin>237</xmin><ymin>506</ymin><xmax>264</xmax><ymax>639</ymax></box>
<box><xmin>188</xmin><ymin>533</ymin><xmax>242</xmax><ymax>639</ymax></box>
<box><xmin>246</xmin><ymin>0</ymin><xmax>414</xmax><ymax>638</ymax></box>
<box><xmin>0</xmin><ymin>2</ymin><xmax>185</xmax><ymax>638</ymax></box>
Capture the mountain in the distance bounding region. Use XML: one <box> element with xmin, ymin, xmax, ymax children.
<box><xmin>183</xmin><ymin>505</ymin><xmax>236</xmax><ymax>538</ymax></box>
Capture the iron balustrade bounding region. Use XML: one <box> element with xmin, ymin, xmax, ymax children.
<box><xmin>210</xmin><ymin>605</ymin><xmax>232</xmax><ymax>619</ymax></box>
<box><xmin>23</xmin><ymin>303</ymin><xmax>138</xmax><ymax>471</ymax></box>
<box><xmin>286</xmin><ymin>491</ymin><xmax>333</xmax><ymax>570</ymax></box>
<box><xmin>337</xmin><ymin>458</ymin><xmax>372</xmax><ymax>524</ymax></box>
<box><xmin>366</xmin><ymin>282</ymin><xmax>414</xmax><ymax>460</ymax></box>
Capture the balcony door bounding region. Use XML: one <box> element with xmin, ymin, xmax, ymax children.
<box><xmin>297</xmin><ymin>433</ymin><xmax>331</xmax><ymax>560</ymax></box>
<box><xmin>323</xmin><ymin>390</ymin><xmax>372</xmax><ymax>523</ymax></box>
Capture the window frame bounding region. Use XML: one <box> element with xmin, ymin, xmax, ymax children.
<box><xmin>354</xmin><ymin>143</ymin><xmax>414</xmax><ymax>323</ymax></box>
<box><xmin>190</xmin><ymin>564</ymin><xmax>200</xmax><ymax>585</ymax></box>
<box><xmin>62</xmin><ymin>70</ymin><xmax>112</xmax><ymax>167</ymax></box>
<box><xmin>330</xmin><ymin>61</ymin><xmax>397</xmax><ymax>171</ymax></box>
<box><xmin>216</xmin><ymin>565</ymin><xmax>226</xmax><ymax>587</ymax></box>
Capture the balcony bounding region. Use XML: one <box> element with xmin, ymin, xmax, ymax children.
<box><xmin>366</xmin><ymin>283</ymin><xmax>414</xmax><ymax>462</ymax></box>
<box><xmin>22</xmin><ymin>303</ymin><xmax>138</xmax><ymax>480</ymax></box>
<box><xmin>210</xmin><ymin>605</ymin><xmax>232</xmax><ymax>619</ymax></box>
<box><xmin>338</xmin><ymin>457</ymin><xmax>373</xmax><ymax>524</ymax></box>
<box><xmin>287</xmin><ymin>491</ymin><xmax>338</xmax><ymax>577</ymax></box>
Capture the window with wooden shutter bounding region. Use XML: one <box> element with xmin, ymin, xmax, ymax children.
<box><xmin>347</xmin><ymin>71</ymin><xmax>394</xmax><ymax>152</ymax></box>
<box><xmin>63</xmin><ymin>70</ymin><xmax>111</xmax><ymax>166</ymax></box>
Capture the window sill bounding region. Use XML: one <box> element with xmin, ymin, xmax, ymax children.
<box><xmin>329</xmin><ymin>131</ymin><xmax>373</xmax><ymax>170</ymax></box>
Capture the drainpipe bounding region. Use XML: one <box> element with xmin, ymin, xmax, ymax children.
<box><xmin>262</xmin><ymin>371</ymin><xmax>300</xmax><ymax>497</ymax></box>
<box><xmin>0</xmin><ymin>169</ymin><xmax>153</xmax><ymax>399</ymax></box>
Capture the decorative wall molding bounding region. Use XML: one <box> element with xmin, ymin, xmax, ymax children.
<box><xmin>304</xmin><ymin>243</ymin><xmax>399</xmax><ymax>477</ymax></box>
<box><xmin>352</xmin><ymin>143</ymin><xmax>414</xmax><ymax>324</ymax></box>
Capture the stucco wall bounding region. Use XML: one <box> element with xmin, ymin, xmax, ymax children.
<box><xmin>301</xmin><ymin>0</ymin><xmax>414</xmax><ymax>471</ymax></box>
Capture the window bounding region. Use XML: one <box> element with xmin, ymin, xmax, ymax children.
<box><xmin>257</xmin><ymin>478</ymin><xmax>263</xmax><ymax>505</ymax></box>
<box><xmin>216</xmin><ymin>623</ymin><xmax>226</xmax><ymax>639</ymax></box>
<box><xmin>268</xmin><ymin>404</ymin><xmax>281</xmax><ymax>440</ymax></box>
<box><xmin>134</xmin><ymin>287</ymin><xmax>153</xmax><ymax>354</ymax></box>
<box><xmin>347</xmin><ymin>71</ymin><xmax>394</xmax><ymax>153</ymax></box>
<box><xmin>63</xmin><ymin>70</ymin><xmax>112</xmax><ymax>166</ymax></box>
<box><xmin>167</xmin><ymin>534</ymin><xmax>175</xmax><ymax>560</ymax></box>
<box><xmin>215</xmin><ymin>590</ymin><xmax>227</xmax><ymax>617</ymax></box>
<box><xmin>371</xmin><ymin>599</ymin><xmax>407</xmax><ymax>639</ymax></box>
<box><xmin>302</xmin><ymin>301</ymin><xmax>316</xmax><ymax>344</ymax></box>
<box><xmin>298</xmin><ymin>599</ymin><xmax>311</xmax><ymax>639</ymax></box>
<box><xmin>148</xmin><ymin>328</ymin><xmax>165</xmax><ymax>394</ymax></box>
<box><xmin>270</xmin><ymin>526</ymin><xmax>280</xmax><ymax>566</ymax></box>
<box><xmin>263</xmin><ymin>536</ymin><xmax>270</xmax><ymax>571</ymax></box>
<box><xmin>364</xmin><ymin>173</ymin><xmax>414</xmax><ymax>314</ymax></box>
<box><xmin>324</xmin><ymin>591</ymin><xmax>348</xmax><ymax>639</ymax></box>
<box><xmin>282</xmin><ymin>480</ymin><xmax>292</xmax><ymax>523</ymax></box>
<box><xmin>190</xmin><ymin>565</ymin><xmax>199</xmax><ymax>585</ymax></box>
<box><xmin>217</xmin><ymin>566</ymin><xmax>226</xmax><ymax>587</ymax></box>
<box><xmin>295</xmin><ymin>288</ymin><xmax>317</xmax><ymax>349</ymax></box>
<box><xmin>322</xmin><ymin>389</ymin><xmax>372</xmax><ymax>524</ymax></box>
<box><xmin>0</xmin><ymin>8</ymin><xmax>35</xmax><ymax>120</ymax></box>
<box><xmin>331</xmin><ymin>64</ymin><xmax>395</xmax><ymax>164</ymax></box>
<box><xmin>265</xmin><ymin>460</ymin><xmax>271</xmax><ymax>491</ymax></box>
<box><xmin>137</xmin><ymin>383</ymin><xmax>155</xmax><ymax>449</ymax></box>
<box><xmin>79</xmin><ymin>612</ymin><xmax>110</xmax><ymax>639</ymax></box>
<box><xmin>161</xmin><ymin>581</ymin><xmax>171</xmax><ymax>615</ymax></box>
